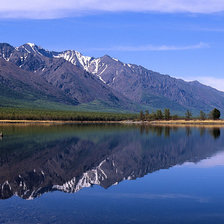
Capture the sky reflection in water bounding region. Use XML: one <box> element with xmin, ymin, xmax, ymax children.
<box><xmin>0</xmin><ymin>124</ymin><xmax>224</xmax><ymax>224</ymax></box>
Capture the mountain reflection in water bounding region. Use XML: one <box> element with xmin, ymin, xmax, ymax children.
<box><xmin>0</xmin><ymin>124</ymin><xmax>222</xmax><ymax>200</ymax></box>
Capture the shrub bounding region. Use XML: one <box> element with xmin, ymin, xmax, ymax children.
<box><xmin>210</xmin><ymin>108</ymin><xmax>221</xmax><ymax>120</ymax></box>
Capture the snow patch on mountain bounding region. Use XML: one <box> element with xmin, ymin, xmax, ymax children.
<box><xmin>53</xmin><ymin>51</ymin><xmax>109</xmax><ymax>83</ymax></box>
<box><xmin>25</xmin><ymin>43</ymin><xmax>43</xmax><ymax>56</ymax></box>
<box><xmin>53</xmin><ymin>50</ymin><xmax>93</xmax><ymax>71</ymax></box>
<box><xmin>27</xmin><ymin>43</ymin><xmax>35</xmax><ymax>47</ymax></box>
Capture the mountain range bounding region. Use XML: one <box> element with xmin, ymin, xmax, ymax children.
<box><xmin>1</xmin><ymin>42</ymin><xmax>224</xmax><ymax>114</ymax></box>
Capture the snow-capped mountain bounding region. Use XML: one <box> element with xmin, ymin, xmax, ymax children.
<box><xmin>0</xmin><ymin>43</ymin><xmax>132</xmax><ymax>111</ymax></box>
<box><xmin>1</xmin><ymin>42</ymin><xmax>224</xmax><ymax>113</ymax></box>
<box><xmin>52</xmin><ymin>50</ymin><xmax>121</xmax><ymax>84</ymax></box>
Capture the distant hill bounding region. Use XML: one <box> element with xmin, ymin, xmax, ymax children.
<box><xmin>0</xmin><ymin>42</ymin><xmax>224</xmax><ymax>114</ymax></box>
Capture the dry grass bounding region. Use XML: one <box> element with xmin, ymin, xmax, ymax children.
<box><xmin>149</xmin><ymin>119</ymin><xmax>224</xmax><ymax>127</ymax></box>
<box><xmin>0</xmin><ymin>120</ymin><xmax>121</xmax><ymax>126</ymax></box>
<box><xmin>1</xmin><ymin>119</ymin><xmax>224</xmax><ymax>128</ymax></box>
<box><xmin>121</xmin><ymin>119</ymin><xmax>224</xmax><ymax>128</ymax></box>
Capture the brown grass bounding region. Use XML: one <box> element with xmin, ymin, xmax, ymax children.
<box><xmin>148</xmin><ymin>119</ymin><xmax>224</xmax><ymax>127</ymax></box>
<box><xmin>0</xmin><ymin>120</ymin><xmax>122</xmax><ymax>126</ymax></box>
<box><xmin>1</xmin><ymin>119</ymin><xmax>224</xmax><ymax>128</ymax></box>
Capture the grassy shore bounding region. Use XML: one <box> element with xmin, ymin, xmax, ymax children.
<box><xmin>121</xmin><ymin>119</ymin><xmax>224</xmax><ymax>127</ymax></box>
<box><xmin>1</xmin><ymin>119</ymin><xmax>224</xmax><ymax>128</ymax></box>
<box><xmin>0</xmin><ymin>108</ymin><xmax>224</xmax><ymax>127</ymax></box>
<box><xmin>0</xmin><ymin>120</ymin><xmax>123</xmax><ymax>125</ymax></box>
<box><xmin>149</xmin><ymin>119</ymin><xmax>224</xmax><ymax>125</ymax></box>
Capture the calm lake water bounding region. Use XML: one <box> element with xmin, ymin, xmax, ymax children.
<box><xmin>0</xmin><ymin>124</ymin><xmax>224</xmax><ymax>224</ymax></box>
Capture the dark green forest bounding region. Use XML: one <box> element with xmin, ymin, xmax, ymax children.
<box><xmin>0</xmin><ymin>107</ymin><xmax>137</xmax><ymax>121</ymax></box>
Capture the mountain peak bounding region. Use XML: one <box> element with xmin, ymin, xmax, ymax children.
<box><xmin>0</xmin><ymin>42</ymin><xmax>14</xmax><ymax>48</ymax></box>
<box><xmin>1</xmin><ymin>42</ymin><xmax>224</xmax><ymax>113</ymax></box>
<box><xmin>26</xmin><ymin>42</ymin><xmax>36</xmax><ymax>47</ymax></box>
<box><xmin>18</xmin><ymin>43</ymin><xmax>43</xmax><ymax>56</ymax></box>
<box><xmin>102</xmin><ymin>54</ymin><xmax>112</xmax><ymax>60</ymax></box>
<box><xmin>23</xmin><ymin>42</ymin><xmax>40</xmax><ymax>50</ymax></box>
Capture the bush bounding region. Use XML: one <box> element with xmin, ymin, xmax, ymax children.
<box><xmin>210</xmin><ymin>108</ymin><xmax>221</xmax><ymax>120</ymax></box>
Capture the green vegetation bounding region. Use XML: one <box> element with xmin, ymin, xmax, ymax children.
<box><xmin>185</xmin><ymin>110</ymin><xmax>192</xmax><ymax>120</ymax></box>
<box><xmin>0</xmin><ymin>95</ymin><xmax>133</xmax><ymax>113</ymax></box>
<box><xmin>199</xmin><ymin>110</ymin><xmax>206</xmax><ymax>120</ymax></box>
<box><xmin>164</xmin><ymin>108</ymin><xmax>171</xmax><ymax>120</ymax></box>
<box><xmin>139</xmin><ymin>108</ymin><xmax>222</xmax><ymax>121</ymax></box>
<box><xmin>156</xmin><ymin>110</ymin><xmax>163</xmax><ymax>120</ymax></box>
<box><xmin>209</xmin><ymin>108</ymin><xmax>221</xmax><ymax>120</ymax></box>
<box><xmin>139</xmin><ymin>110</ymin><xmax>144</xmax><ymax>121</ymax></box>
<box><xmin>0</xmin><ymin>106</ymin><xmax>222</xmax><ymax>122</ymax></box>
<box><xmin>0</xmin><ymin>107</ymin><xmax>137</xmax><ymax>121</ymax></box>
<box><xmin>139</xmin><ymin>109</ymin><xmax>180</xmax><ymax>121</ymax></box>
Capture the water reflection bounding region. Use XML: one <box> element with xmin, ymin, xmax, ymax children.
<box><xmin>0</xmin><ymin>124</ymin><xmax>223</xmax><ymax>200</ymax></box>
<box><xmin>210</xmin><ymin>128</ymin><xmax>221</xmax><ymax>139</ymax></box>
<box><xmin>139</xmin><ymin>125</ymin><xmax>221</xmax><ymax>140</ymax></box>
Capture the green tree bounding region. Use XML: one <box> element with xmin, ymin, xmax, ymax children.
<box><xmin>185</xmin><ymin>110</ymin><xmax>192</xmax><ymax>120</ymax></box>
<box><xmin>164</xmin><ymin>108</ymin><xmax>171</xmax><ymax>120</ymax></box>
<box><xmin>156</xmin><ymin>110</ymin><xmax>163</xmax><ymax>120</ymax></box>
<box><xmin>199</xmin><ymin>110</ymin><xmax>206</xmax><ymax>120</ymax></box>
<box><xmin>172</xmin><ymin>114</ymin><xmax>179</xmax><ymax>120</ymax></box>
<box><xmin>139</xmin><ymin>110</ymin><xmax>145</xmax><ymax>121</ymax></box>
<box><xmin>145</xmin><ymin>110</ymin><xmax>149</xmax><ymax>120</ymax></box>
<box><xmin>151</xmin><ymin>111</ymin><xmax>157</xmax><ymax>120</ymax></box>
<box><xmin>210</xmin><ymin>108</ymin><xmax>221</xmax><ymax>120</ymax></box>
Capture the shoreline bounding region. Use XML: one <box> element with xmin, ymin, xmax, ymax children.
<box><xmin>0</xmin><ymin>119</ymin><xmax>224</xmax><ymax>127</ymax></box>
<box><xmin>148</xmin><ymin>120</ymin><xmax>224</xmax><ymax>125</ymax></box>
<box><xmin>122</xmin><ymin>120</ymin><xmax>224</xmax><ymax>128</ymax></box>
<box><xmin>0</xmin><ymin>120</ymin><xmax>122</xmax><ymax>125</ymax></box>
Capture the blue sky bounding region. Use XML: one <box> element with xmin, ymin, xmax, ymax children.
<box><xmin>0</xmin><ymin>0</ymin><xmax>224</xmax><ymax>90</ymax></box>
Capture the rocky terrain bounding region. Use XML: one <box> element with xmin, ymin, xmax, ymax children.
<box><xmin>1</xmin><ymin>42</ymin><xmax>224</xmax><ymax>113</ymax></box>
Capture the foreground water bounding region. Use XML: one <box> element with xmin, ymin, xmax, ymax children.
<box><xmin>0</xmin><ymin>124</ymin><xmax>224</xmax><ymax>223</ymax></box>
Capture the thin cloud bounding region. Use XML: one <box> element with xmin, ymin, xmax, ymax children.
<box><xmin>1</xmin><ymin>0</ymin><xmax>224</xmax><ymax>19</ymax></box>
<box><xmin>90</xmin><ymin>42</ymin><xmax>209</xmax><ymax>52</ymax></box>
<box><xmin>187</xmin><ymin>26</ymin><xmax>224</xmax><ymax>32</ymax></box>
<box><xmin>198</xmin><ymin>28</ymin><xmax>224</xmax><ymax>32</ymax></box>
<box><xmin>183</xmin><ymin>76</ymin><xmax>224</xmax><ymax>92</ymax></box>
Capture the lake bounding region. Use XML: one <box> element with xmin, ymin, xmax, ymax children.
<box><xmin>0</xmin><ymin>124</ymin><xmax>224</xmax><ymax>223</ymax></box>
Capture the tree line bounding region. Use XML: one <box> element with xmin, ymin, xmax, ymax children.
<box><xmin>139</xmin><ymin>108</ymin><xmax>221</xmax><ymax>121</ymax></box>
<box><xmin>0</xmin><ymin>107</ymin><xmax>221</xmax><ymax>122</ymax></box>
<box><xmin>0</xmin><ymin>107</ymin><xmax>137</xmax><ymax>121</ymax></box>
<box><xmin>138</xmin><ymin>125</ymin><xmax>221</xmax><ymax>139</ymax></box>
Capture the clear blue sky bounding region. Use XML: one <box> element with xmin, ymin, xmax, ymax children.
<box><xmin>0</xmin><ymin>1</ymin><xmax>224</xmax><ymax>90</ymax></box>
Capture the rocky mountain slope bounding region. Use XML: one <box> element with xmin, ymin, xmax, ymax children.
<box><xmin>1</xmin><ymin>42</ymin><xmax>224</xmax><ymax>113</ymax></box>
<box><xmin>0</xmin><ymin>58</ymin><xmax>77</xmax><ymax>108</ymax></box>
<box><xmin>55</xmin><ymin>50</ymin><xmax>224</xmax><ymax>112</ymax></box>
<box><xmin>0</xmin><ymin>43</ymin><xmax>132</xmax><ymax>111</ymax></box>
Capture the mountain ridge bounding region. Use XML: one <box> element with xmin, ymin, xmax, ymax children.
<box><xmin>0</xmin><ymin>58</ymin><xmax>79</xmax><ymax>108</ymax></box>
<box><xmin>0</xmin><ymin>43</ymin><xmax>135</xmax><ymax>112</ymax></box>
<box><xmin>0</xmin><ymin>42</ymin><xmax>223</xmax><ymax>114</ymax></box>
